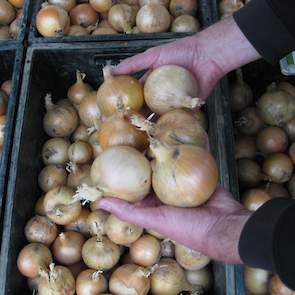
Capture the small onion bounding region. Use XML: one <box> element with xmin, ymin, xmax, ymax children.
<box><xmin>130</xmin><ymin>234</ymin><xmax>161</xmax><ymax>266</ymax></box>
<box><xmin>244</xmin><ymin>267</ymin><xmax>269</xmax><ymax>295</ymax></box>
<box><xmin>171</xmin><ymin>15</ymin><xmax>199</xmax><ymax>33</ymax></box>
<box><xmin>97</xmin><ymin>65</ymin><xmax>144</xmax><ymax>116</ymax></box>
<box><xmin>169</xmin><ymin>0</ymin><xmax>197</xmax><ymax>16</ymax></box>
<box><xmin>0</xmin><ymin>26</ymin><xmax>10</xmax><ymax>39</ymax></box>
<box><xmin>185</xmin><ymin>268</ymin><xmax>212</xmax><ymax>291</ymax></box>
<box><xmin>256</xmin><ymin>126</ymin><xmax>288</xmax><ymax>155</ymax></box>
<box><xmin>43</xmin><ymin>94</ymin><xmax>78</xmax><ymax>137</ymax></box>
<box><xmin>263</xmin><ymin>183</ymin><xmax>289</xmax><ymax>199</ymax></box>
<box><xmin>284</xmin><ymin>117</ymin><xmax>295</xmax><ymax>141</ymax></box>
<box><xmin>68</xmin><ymin>24</ymin><xmax>89</xmax><ymax>35</ymax></box>
<box><xmin>108</xmin><ymin>4</ymin><xmax>136</xmax><ymax>33</ymax></box>
<box><xmin>0</xmin><ymin>0</ymin><xmax>15</xmax><ymax>25</ymax></box>
<box><xmin>144</xmin><ymin>65</ymin><xmax>200</xmax><ymax>115</ymax></box>
<box><xmin>25</xmin><ymin>215</ymin><xmax>58</xmax><ymax>246</ymax></box>
<box><xmin>38</xmin><ymin>165</ymin><xmax>67</xmax><ymax>192</ymax></box>
<box><xmin>36</xmin><ymin>4</ymin><xmax>70</xmax><ymax>37</ymax></box>
<box><xmin>48</xmin><ymin>0</ymin><xmax>76</xmax><ymax>11</ymax></box>
<box><xmin>136</xmin><ymin>4</ymin><xmax>171</xmax><ymax>33</ymax></box>
<box><xmin>82</xmin><ymin>236</ymin><xmax>121</xmax><ymax>270</ymax></box>
<box><xmin>109</xmin><ymin>264</ymin><xmax>150</xmax><ymax>295</ymax></box>
<box><xmin>1</xmin><ymin>80</ymin><xmax>11</xmax><ymax>96</ymax></box>
<box><xmin>160</xmin><ymin>239</ymin><xmax>175</xmax><ymax>258</ymax></box>
<box><xmin>289</xmin><ymin>142</ymin><xmax>295</xmax><ymax>164</ymax></box>
<box><xmin>76</xmin><ymin>269</ymin><xmax>108</xmax><ymax>295</ymax></box>
<box><xmin>44</xmin><ymin>186</ymin><xmax>82</xmax><ymax>225</ymax></box>
<box><xmin>262</xmin><ymin>153</ymin><xmax>293</xmax><ymax>183</ymax></box>
<box><xmin>52</xmin><ymin>231</ymin><xmax>85</xmax><ymax>265</ymax></box>
<box><xmin>67</xmin><ymin>163</ymin><xmax>92</xmax><ymax>188</ymax></box>
<box><xmin>8</xmin><ymin>0</ymin><xmax>23</xmax><ymax>8</ymax></box>
<box><xmin>35</xmin><ymin>195</ymin><xmax>47</xmax><ymax>215</ymax></box>
<box><xmin>42</xmin><ymin>138</ymin><xmax>70</xmax><ymax>166</ymax></box>
<box><xmin>68</xmin><ymin>140</ymin><xmax>93</xmax><ymax>164</ymax></box>
<box><xmin>270</xmin><ymin>274</ymin><xmax>295</xmax><ymax>295</ymax></box>
<box><xmin>174</xmin><ymin>243</ymin><xmax>210</xmax><ymax>270</ymax></box>
<box><xmin>69</xmin><ymin>3</ymin><xmax>98</xmax><ymax>27</ymax></box>
<box><xmin>72</xmin><ymin>124</ymin><xmax>90</xmax><ymax>142</ymax></box>
<box><xmin>67</xmin><ymin>70</ymin><xmax>93</xmax><ymax>106</ymax></box>
<box><xmin>17</xmin><ymin>243</ymin><xmax>52</xmax><ymax>278</ymax></box>
<box><xmin>92</xmin><ymin>27</ymin><xmax>118</xmax><ymax>34</ymax></box>
<box><xmin>241</xmin><ymin>189</ymin><xmax>271</xmax><ymax>211</ymax></box>
<box><xmin>90</xmin><ymin>0</ymin><xmax>112</xmax><ymax>13</ymax></box>
<box><xmin>38</xmin><ymin>264</ymin><xmax>75</xmax><ymax>295</ymax></box>
<box><xmin>87</xmin><ymin>209</ymin><xmax>109</xmax><ymax>236</ymax></box>
<box><xmin>105</xmin><ymin>214</ymin><xmax>143</xmax><ymax>246</ymax></box>
<box><xmin>64</xmin><ymin>207</ymin><xmax>91</xmax><ymax>236</ymax></box>
<box><xmin>139</xmin><ymin>0</ymin><xmax>169</xmax><ymax>7</ymax></box>
<box><xmin>234</xmin><ymin>136</ymin><xmax>257</xmax><ymax>159</ymax></box>
<box><xmin>151</xmin><ymin>141</ymin><xmax>218</xmax><ymax>207</ymax></box>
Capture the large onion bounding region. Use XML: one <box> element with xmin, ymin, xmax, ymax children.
<box><xmin>87</xmin><ymin>209</ymin><xmax>109</xmax><ymax>236</ymax></box>
<box><xmin>109</xmin><ymin>264</ymin><xmax>151</xmax><ymax>295</ymax></box>
<box><xmin>0</xmin><ymin>0</ymin><xmax>15</xmax><ymax>25</ymax></box>
<box><xmin>90</xmin><ymin>0</ymin><xmax>112</xmax><ymax>12</ymax></box>
<box><xmin>48</xmin><ymin>0</ymin><xmax>76</xmax><ymax>11</ymax></box>
<box><xmin>38</xmin><ymin>165</ymin><xmax>67</xmax><ymax>192</ymax></box>
<box><xmin>42</xmin><ymin>138</ymin><xmax>70</xmax><ymax>166</ymax></box>
<box><xmin>144</xmin><ymin>65</ymin><xmax>201</xmax><ymax>115</ymax></box>
<box><xmin>97</xmin><ymin>66</ymin><xmax>144</xmax><ymax>116</ymax></box>
<box><xmin>169</xmin><ymin>0</ymin><xmax>197</xmax><ymax>16</ymax></box>
<box><xmin>105</xmin><ymin>214</ymin><xmax>143</xmax><ymax>246</ymax></box>
<box><xmin>241</xmin><ymin>189</ymin><xmax>271</xmax><ymax>211</ymax></box>
<box><xmin>171</xmin><ymin>15</ymin><xmax>199</xmax><ymax>33</ymax></box>
<box><xmin>151</xmin><ymin>141</ymin><xmax>218</xmax><ymax>207</ymax></box>
<box><xmin>270</xmin><ymin>274</ymin><xmax>295</xmax><ymax>295</ymax></box>
<box><xmin>244</xmin><ymin>267</ymin><xmax>269</xmax><ymax>295</ymax></box>
<box><xmin>36</xmin><ymin>4</ymin><xmax>70</xmax><ymax>37</ymax></box>
<box><xmin>69</xmin><ymin>3</ymin><xmax>98</xmax><ymax>27</ymax></box>
<box><xmin>136</xmin><ymin>4</ymin><xmax>171</xmax><ymax>33</ymax></box>
<box><xmin>234</xmin><ymin>136</ymin><xmax>257</xmax><ymax>159</ymax></box>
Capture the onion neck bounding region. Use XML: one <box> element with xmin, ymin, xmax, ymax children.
<box><xmin>150</xmin><ymin>139</ymin><xmax>172</xmax><ymax>163</ymax></box>
<box><xmin>45</xmin><ymin>93</ymin><xmax>55</xmax><ymax>111</ymax></box>
<box><xmin>103</xmin><ymin>65</ymin><xmax>113</xmax><ymax>81</ymax></box>
<box><xmin>130</xmin><ymin>114</ymin><xmax>155</xmax><ymax>135</ymax></box>
<box><xmin>76</xmin><ymin>70</ymin><xmax>86</xmax><ymax>84</ymax></box>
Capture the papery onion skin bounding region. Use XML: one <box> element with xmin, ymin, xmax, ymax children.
<box><xmin>284</xmin><ymin>117</ymin><xmax>295</xmax><ymax>142</ymax></box>
<box><xmin>234</xmin><ymin>136</ymin><xmax>257</xmax><ymax>160</ymax></box>
<box><xmin>270</xmin><ymin>274</ymin><xmax>295</xmax><ymax>295</ymax></box>
<box><xmin>65</xmin><ymin>207</ymin><xmax>91</xmax><ymax>236</ymax></box>
<box><xmin>241</xmin><ymin>189</ymin><xmax>271</xmax><ymax>211</ymax></box>
<box><xmin>160</xmin><ymin>239</ymin><xmax>175</xmax><ymax>258</ymax></box>
<box><xmin>68</xmin><ymin>140</ymin><xmax>93</xmax><ymax>164</ymax></box>
<box><xmin>88</xmin><ymin>130</ymin><xmax>103</xmax><ymax>157</ymax></box>
<box><xmin>151</xmin><ymin>143</ymin><xmax>218</xmax><ymax>207</ymax></box>
<box><xmin>219</xmin><ymin>0</ymin><xmax>243</xmax><ymax>17</ymax></box>
<box><xmin>244</xmin><ymin>267</ymin><xmax>269</xmax><ymax>295</ymax></box>
<box><xmin>42</xmin><ymin>138</ymin><xmax>70</xmax><ymax>166</ymax></box>
<box><xmin>67</xmin><ymin>163</ymin><xmax>92</xmax><ymax>189</ymax></box>
<box><xmin>87</xmin><ymin>209</ymin><xmax>109</xmax><ymax>236</ymax></box>
<box><xmin>171</xmin><ymin>15</ymin><xmax>199</xmax><ymax>33</ymax></box>
<box><xmin>69</xmin><ymin>3</ymin><xmax>98</xmax><ymax>27</ymax></box>
<box><xmin>48</xmin><ymin>0</ymin><xmax>76</xmax><ymax>11</ymax></box>
<box><xmin>144</xmin><ymin>65</ymin><xmax>199</xmax><ymax>115</ymax></box>
<box><xmin>72</xmin><ymin>124</ymin><xmax>90</xmax><ymax>142</ymax></box>
<box><xmin>146</xmin><ymin>228</ymin><xmax>165</xmax><ymax>240</ymax></box>
<box><xmin>8</xmin><ymin>0</ymin><xmax>23</xmax><ymax>8</ymax></box>
<box><xmin>0</xmin><ymin>0</ymin><xmax>15</xmax><ymax>25</ymax></box>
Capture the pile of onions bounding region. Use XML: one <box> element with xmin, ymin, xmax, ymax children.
<box><xmin>241</xmin><ymin>189</ymin><xmax>271</xmax><ymax>211</ymax></box>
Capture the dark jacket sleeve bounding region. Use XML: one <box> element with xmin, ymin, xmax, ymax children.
<box><xmin>233</xmin><ymin>0</ymin><xmax>295</xmax><ymax>63</ymax></box>
<box><xmin>239</xmin><ymin>198</ymin><xmax>295</xmax><ymax>290</ymax></box>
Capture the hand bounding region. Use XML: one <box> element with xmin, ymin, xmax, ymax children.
<box><xmin>99</xmin><ymin>187</ymin><xmax>251</xmax><ymax>264</ymax></box>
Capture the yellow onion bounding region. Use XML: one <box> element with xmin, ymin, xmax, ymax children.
<box><xmin>169</xmin><ymin>0</ymin><xmax>197</xmax><ymax>16</ymax></box>
<box><xmin>42</xmin><ymin>138</ymin><xmax>70</xmax><ymax>166</ymax></box>
<box><xmin>109</xmin><ymin>264</ymin><xmax>151</xmax><ymax>295</ymax></box>
<box><xmin>171</xmin><ymin>15</ymin><xmax>199</xmax><ymax>32</ymax></box>
<box><xmin>8</xmin><ymin>0</ymin><xmax>23</xmax><ymax>8</ymax></box>
<box><xmin>144</xmin><ymin>65</ymin><xmax>201</xmax><ymax>115</ymax></box>
<box><xmin>136</xmin><ymin>4</ymin><xmax>171</xmax><ymax>33</ymax></box>
<box><xmin>105</xmin><ymin>214</ymin><xmax>143</xmax><ymax>246</ymax></box>
<box><xmin>90</xmin><ymin>0</ymin><xmax>112</xmax><ymax>13</ymax></box>
<box><xmin>146</xmin><ymin>229</ymin><xmax>165</xmax><ymax>239</ymax></box>
<box><xmin>48</xmin><ymin>0</ymin><xmax>76</xmax><ymax>11</ymax></box>
<box><xmin>277</xmin><ymin>81</ymin><xmax>295</xmax><ymax>97</ymax></box>
<box><xmin>0</xmin><ymin>0</ymin><xmax>15</xmax><ymax>25</ymax></box>
<box><xmin>174</xmin><ymin>243</ymin><xmax>210</xmax><ymax>270</ymax></box>
<box><xmin>151</xmin><ymin>141</ymin><xmax>218</xmax><ymax>207</ymax></box>
<box><xmin>82</xmin><ymin>236</ymin><xmax>121</xmax><ymax>270</ymax></box>
<box><xmin>241</xmin><ymin>189</ymin><xmax>271</xmax><ymax>211</ymax></box>
<box><xmin>262</xmin><ymin>182</ymin><xmax>289</xmax><ymax>199</ymax></box>
<box><xmin>244</xmin><ymin>267</ymin><xmax>269</xmax><ymax>295</ymax></box>
<box><xmin>270</xmin><ymin>275</ymin><xmax>295</xmax><ymax>295</ymax></box>
<box><xmin>87</xmin><ymin>209</ymin><xmax>109</xmax><ymax>236</ymax></box>
<box><xmin>234</xmin><ymin>136</ymin><xmax>257</xmax><ymax>160</ymax></box>
<box><xmin>68</xmin><ymin>140</ymin><xmax>93</xmax><ymax>164</ymax></box>
<box><xmin>36</xmin><ymin>4</ymin><xmax>70</xmax><ymax>37</ymax></box>
<box><xmin>185</xmin><ymin>267</ymin><xmax>212</xmax><ymax>291</ymax></box>
<box><xmin>64</xmin><ymin>207</ymin><xmax>91</xmax><ymax>236</ymax></box>
<box><xmin>97</xmin><ymin>65</ymin><xmax>144</xmax><ymax>116</ymax></box>
<box><xmin>38</xmin><ymin>165</ymin><xmax>67</xmax><ymax>192</ymax></box>
<box><xmin>69</xmin><ymin>3</ymin><xmax>98</xmax><ymax>27</ymax></box>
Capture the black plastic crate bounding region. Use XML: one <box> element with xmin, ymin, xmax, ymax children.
<box><xmin>0</xmin><ymin>41</ymin><xmax>232</xmax><ymax>295</ymax></box>
<box><xmin>28</xmin><ymin>0</ymin><xmax>214</xmax><ymax>44</ymax></box>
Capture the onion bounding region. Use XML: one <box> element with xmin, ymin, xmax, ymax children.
<box><xmin>67</xmin><ymin>70</ymin><xmax>93</xmax><ymax>106</ymax></box>
<box><xmin>70</xmin><ymin>3</ymin><xmax>98</xmax><ymax>27</ymax></box>
<box><xmin>256</xmin><ymin>126</ymin><xmax>288</xmax><ymax>155</ymax></box>
<box><xmin>0</xmin><ymin>115</ymin><xmax>5</xmax><ymax>146</ymax></box>
<box><xmin>144</xmin><ymin>65</ymin><xmax>201</xmax><ymax>115</ymax></box>
<box><xmin>25</xmin><ymin>215</ymin><xmax>58</xmax><ymax>245</ymax></box>
<box><xmin>90</xmin><ymin>0</ymin><xmax>112</xmax><ymax>12</ymax></box>
<box><xmin>68</xmin><ymin>140</ymin><xmax>93</xmax><ymax>164</ymax></box>
<box><xmin>1</xmin><ymin>80</ymin><xmax>11</xmax><ymax>96</ymax></box>
<box><xmin>287</xmin><ymin>174</ymin><xmax>295</xmax><ymax>198</ymax></box>
<box><xmin>36</xmin><ymin>4</ymin><xmax>70</xmax><ymax>37</ymax></box>
<box><xmin>75</xmin><ymin>145</ymin><xmax>151</xmax><ymax>203</ymax></box>
<box><xmin>99</xmin><ymin>112</ymin><xmax>148</xmax><ymax>151</ymax></box>
<box><xmin>289</xmin><ymin>142</ymin><xmax>295</xmax><ymax>164</ymax></box>
<box><xmin>67</xmin><ymin>261</ymin><xmax>87</xmax><ymax>278</ymax></box>
<box><xmin>241</xmin><ymin>189</ymin><xmax>271</xmax><ymax>211</ymax></box>
<box><xmin>235</xmin><ymin>107</ymin><xmax>264</xmax><ymax>136</ymax></box>
<box><xmin>131</xmin><ymin>109</ymin><xmax>208</xmax><ymax>149</ymax></box>
<box><xmin>105</xmin><ymin>214</ymin><xmax>143</xmax><ymax>246</ymax></box>
<box><xmin>82</xmin><ymin>236</ymin><xmax>121</xmax><ymax>270</ymax></box>
<box><xmin>174</xmin><ymin>243</ymin><xmax>210</xmax><ymax>270</ymax></box>
<box><xmin>97</xmin><ymin>66</ymin><xmax>144</xmax><ymax>116</ymax></box>
<box><xmin>244</xmin><ymin>267</ymin><xmax>269</xmax><ymax>295</ymax></box>
<box><xmin>151</xmin><ymin>258</ymin><xmax>188</xmax><ymax>295</ymax></box>
<box><xmin>263</xmin><ymin>182</ymin><xmax>289</xmax><ymax>198</ymax></box>
<box><xmin>237</xmin><ymin>158</ymin><xmax>265</xmax><ymax>188</ymax></box>
<box><xmin>169</xmin><ymin>0</ymin><xmax>197</xmax><ymax>16</ymax></box>
<box><xmin>38</xmin><ymin>165</ymin><xmax>67</xmax><ymax>192</ymax></box>
<box><xmin>67</xmin><ymin>162</ymin><xmax>92</xmax><ymax>188</ymax></box>
<box><xmin>88</xmin><ymin>130</ymin><xmax>103</xmax><ymax>157</ymax></box>
<box><xmin>108</xmin><ymin>4</ymin><xmax>136</xmax><ymax>33</ymax></box>
<box><xmin>87</xmin><ymin>209</ymin><xmax>109</xmax><ymax>236</ymax></box>
<box><xmin>262</xmin><ymin>153</ymin><xmax>293</xmax><ymax>183</ymax></box>
<box><xmin>219</xmin><ymin>0</ymin><xmax>243</xmax><ymax>17</ymax></box>
<box><xmin>146</xmin><ymin>229</ymin><xmax>165</xmax><ymax>240</ymax></box>
<box><xmin>28</xmin><ymin>276</ymin><xmax>40</xmax><ymax>292</ymax></box>
<box><xmin>42</xmin><ymin>138</ymin><xmax>70</xmax><ymax>166</ymax></box>
<box><xmin>35</xmin><ymin>195</ymin><xmax>47</xmax><ymax>215</ymax></box>
<box><xmin>92</xmin><ymin>27</ymin><xmax>118</xmax><ymax>34</ymax></box>
<box><xmin>185</xmin><ymin>267</ymin><xmax>212</xmax><ymax>291</ymax></box>
<box><xmin>0</xmin><ymin>91</ymin><xmax>7</xmax><ymax>116</ymax></box>
<box><xmin>72</xmin><ymin>124</ymin><xmax>90</xmax><ymax>142</ymax></box>
<box><xmin>270</xmin><ymin>274</ymin><xmax>295</xmax><ymax>295</ymax></box>
<box><xmin>136</xmin><ymin>4</ymin><xmax>171</xmax><ymax>33</ymax></box>
<box><xmin>160</xmin><ymin>239</ymin><xmax>175</xmax><ymax>258</ymax></box>
<box><xmin>38</xmin><ymin>264</ymin><xmax>75</xmax><ymax>295</ymax></box>
<box><xmin>48</xmin><ymin>0</ymin><xmax>76</xmax><ymax>11</ymax></box>
<box><xmin>284</xmin><ymin>117</ymin><xmax>295</xmax><ymax>141</ymax></box>
<box><xmin>8</xmin><ymin>0</ymin><xmax>23</xmax><ymax>8</ymax></box>
<box><xmin>44</xmin><ymin>186</ymin><xmax>82</xmax><ymax>225</ymax></box>
<box><xmin>52</xmin><ymin>231</ymin><xmax>85</xmax><ymax>265</ymax></box>
<box><xmin>151</xmin><ymin>141</ymin><xmax>218</xmax><ymax>207</ymax></box>
<box><xmin>17</xmin><ymin>243</ymin><xmax>52</xmax><ymax>278</ymax></box>
<box><xmin>68</xmin><ymin>24</ymin><xmax>89</xmax><ymax>35</ymax></box>
<box><xmin>109</xmin><ymin>264</ymin><xmax>151</xmax><ymax>295</ymax></box>
<box><xmin>130</xmin><ymin>234</ymin><xmax>161</xmax><ymax>266</ymax></box>
<box><xmin>258</xmin><ymin>83</ymin><xmax>295</xmax><ymax>126</ymax></box>
<box><xmin>0</xmin><ymin>26</ymin><xmax>10</xmax><ymax>39</ymax></box>
<box><xmin>78</xmin><ymin>91</ymin><xmax>101</xmax><ymax>131</ymax></box>
<box><xmin>277</xmin><ymin>81</ymin><xmax>295</xmax><ymax>97</ymax></box>
<box><xmin>171</xmin><ymin>15</ymin><xmax>199</xmax><ymax>33</ymax></box>
<box><xmin>234</xmin><ymin>136</ymin><xmax>257</xmax><ymax>159</ymax></box>
<box><xmin>64</xmin><ymin>207</ymin><xmax>90</xmax><ymax>236</ymax></box>
<box><xmin>76</xmin><ymin>269</ymin><xmax>108</xmax><ymax>295</ymax></box>
<box><xmin>139</xmin><ymin>0</ymin><xmax>169</xmax><ymax>7</ymax></box>
<box><xmin>43</xmin><ymin>94</ymin><xmax>78</xmax><ymax>137</ymax></box>
<box><xmin>0</xmin><ymin>0</ymin><xmax>15</xmax><ymax>25</ymax></box>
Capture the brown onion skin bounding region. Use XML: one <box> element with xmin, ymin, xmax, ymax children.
<box><xmin>67</xmin><ymin>163</ymin><xmax>92</xmax><ymax>188</ymax></box>
<box><xmin>0</xmin><ymin>115</ymin><xmax>5</xmax><ymax>146</ymax></box>
<box><xmin>139</xmin><ymin>0</ymin><xmax>169</xmax><ymax>7</ymax></box>
<box><xmin>8</xmin><ymin>0</ymin><xmax>23</xmax><ymax>8</ymax></box>
<box><xmin>70</xmin><ymin>3</ymin><xmax>98</xmax><ymax>27</ymax></box>
<box><xmin>241</xmin><ymin>189</ymin><xmax>271</xmax><ymax>211</ymax></box>
<box><xmin>234</xmin><ymin>136</ymin><xmax>257</xmax><ymax>160</ymax></box>
<box><xmin>262</xmin><ymin>183</ymin><xmax>289</xmax><ymax>199</ymax></box>
<box><xmin>219</xmin><ymin>0</ymin><xmax>243</xmax><ymax>18</ymax></box>
<box><xmin>48</xmin><ymin>0</ymin><xmax>76</xmax><ymax>11</ymax></box>
<box><xmin>17</xmin><ymin>243</ymin><xmax>52</xmax><ymax>278</ymax></box>
<box><xmin>185</xmin><ymin>268</ymin><xmax>212</xmax><ymax>291</ymax></box>
<box><xmin>171</xmin><ymin>15</ymin><xmax>199</xmax><ymax>33</ymax></box>
<box><xmin>42</xmin><ymin>138</ymin><xmax>70</xmax><ymax>166</ymax></box>
<box><xmin>262</xmin><ymin>153</ymin><xmax>293</xmax><ymax>183</ymax></box>
<box><xmin>87</xmin><ymin>209</ymin><xmax>109</xmax><ymax>236</ymax></box>
<box><xmin>287</xmin><ymin>174</ymin><xmax>295</xmax><ymax>198</ymax></box>
<box><xmin>68</xmin><ymin>140</ymin><xmax>93</xmax><ymax>164</ymax></box>
<box><xmin>270</xmin><ymin>274</ymin><xmax>295</xmax><ymax>295</ymax></box>
<box><xmin>72</xmin><ymin>124</ymin><xmax>90</xmax><ymax>142</ymax></box>
<box><xmin>169</xmin><ymin>0</ymin><xmax>197</xmax><ymax>16</ymax></box>
<box><xmin>277</xmin><ymin>81</ymin><xmax>295</xmax><ymax>97</ymax></box>
<box><xmin>0</xmin><ymin>0</ymin><xmax>15</xmax><ymax>25</ymax></box>
<box><xmin>88</xmin><ymin>130</ymin><xmax>103</xmax><ymax>157</ymax></box>
<box><xmin>25</xmin><ymin>215</ymin><xmax>58</xmax><ymax>246</ymax></box>
<box><xmin>256</xmin><ymin>126</ymin><xmax>288</xmax><ymax>155</ymax></box>
<box><xmin>52</xmin><ymin>231</ymin><xmax>85</xmax><ymax>265</ymax></box>
<box><xmin>68</xmin><ymin>24</ymin><xmax>89</xmax><ymax>35</ymax></box>
<box><xmin>289</xmin><ymin>142</ymin><xmax>295</xmax><ymax>164</ymax></box>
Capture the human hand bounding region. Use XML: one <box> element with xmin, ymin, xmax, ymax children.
<box><xmin>99</xmin><ymin>187</ymin><xmax>251</xmax><ymax>264</ymax></box>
